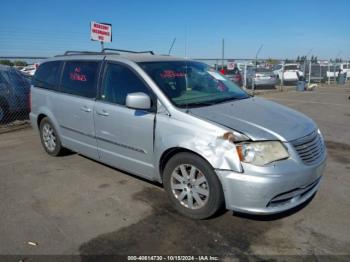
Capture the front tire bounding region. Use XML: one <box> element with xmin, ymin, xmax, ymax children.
<box><xmin>163</xmin><ymin>152</ymin><xmax>225</xmax><ymax>219</ymax></box>
<box><xmin>39</xmin><ymin>117</ymin><xmax>65</xmax><ymax>156</ymax></box>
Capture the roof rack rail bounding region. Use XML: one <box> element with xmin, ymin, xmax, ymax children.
<box><xmin>62</xmin><ymin>51</ymin><xmax>104</xmax><ymax>56</ymax></box>
<box><xmin>55</xmin><ymin>49</ymin><xmax>155</xmax><ymax>57</ymax></box>
<box><xmin>102</xmin><ymin>48</ymin><xmax>154</xmax><ymax>55</ymax></box>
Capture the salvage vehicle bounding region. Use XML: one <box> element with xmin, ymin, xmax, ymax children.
<box><xmin>0</xmin><ymin>65</ymin><xmax>31</xmax><ymax>123</ymax></box>
<box><xmin>220</xmin><ymin>66</ymin><xmax>242</xmax><ymax>87</ymax></box>
<box><xmin>30</xmin><ymin>49</ymin><xmax>327</xmax><ymax>219</ymax></box>
<box><xmin>273</xmin><ymin>63</ymin><xmax>304</xmax><ymax>83</ymax></box>
<box><xmin>246</xmin><ymin>67</ymin><xmax>278</xmax><ymax>88</ymax></box>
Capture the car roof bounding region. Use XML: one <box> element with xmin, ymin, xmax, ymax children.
<box><xmin>44</xmin><ymin>52</ymin><xmax>189</xmax><ymax>64</ymax></box>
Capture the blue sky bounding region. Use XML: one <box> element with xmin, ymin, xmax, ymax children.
<box><xmin>0</xmin><ymin>0</ymin><xmax>349</xmax><ymax>59</ymax></box>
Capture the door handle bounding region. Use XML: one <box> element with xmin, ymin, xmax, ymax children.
<box><xmin>80</xmin><ymin>106</ymin><xmax>92</xmax><ymax>113</ymax></box>
<box><xmin>96</xmin><ymin>110</ymin><xmax>109</xmax><ymax>117</ymax></box>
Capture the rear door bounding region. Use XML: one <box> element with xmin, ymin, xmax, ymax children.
<box><xmin>55</xmin><ymin>60</ymin><xmax>100</xmax><ymax>159</ymax></box>
<box><xmin>94</xmin><ymin>61</ymin><xmax>156</xmax><ymax>179</ymax></box>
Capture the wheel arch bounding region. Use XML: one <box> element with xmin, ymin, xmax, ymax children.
<box><xmin>37</xmin><ymin>113</ymin><xmax>47</xmax><ymax>128</ymax></box>
<box><xmin>159</xmin><ymin>147</ymin><xmax>215</xmax><ymax>183</ymax></box>
<box><xmin>35</xmin><ymin>109</ymin><xmax>62</xmax><ymax>139</ymax></box>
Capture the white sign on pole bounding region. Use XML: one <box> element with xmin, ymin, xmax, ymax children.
<box><xmin>227</xmin><ymin>61</ymin><xmax>235</xmax><ymax>70</ymax></box>
<box><xmin>90</xmin><ymin>21</ymin><xmax>112</xmax><ymax>43</ymax></box>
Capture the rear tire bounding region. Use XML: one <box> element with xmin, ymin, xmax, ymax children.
<box><xmin>163</xmin><ymin>152</ymin><xmax>225</xmax><ymax>219</ymax></box>
<box><xmin>39</xmin><ymin>117</ymin><xmax>66</xmax><ymax>156</ymax></box>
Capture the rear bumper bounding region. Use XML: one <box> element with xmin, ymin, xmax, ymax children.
<box><xmin>255</xmin><ymin>78</ymin><xmax>278</xmax><ymax>86</ymax></box>
<box><xmin>216</xmin><ymin>154</ymin><xmax>326</xmax><ymax>215</ymax></box>
<box><xmin>29</xmin><ymin>112</ymin><xmax>38</xmax><ymax>131</ymax></box>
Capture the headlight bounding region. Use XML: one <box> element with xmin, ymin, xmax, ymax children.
<box><xmin>236</xmin><ymin>141</ymin><xmax>289</xmax><ymax>166</ymax></box>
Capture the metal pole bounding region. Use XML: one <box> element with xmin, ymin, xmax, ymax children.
<box><xmin>319</xmin><ymin>63</ymin><xmax>321</xmax><ymax>84</ymax></box>
<box><xmin>252</xmin><ymin>78</ymin><xmax>255</xmax><ymax>94</ymax></box>
<box><xmin>168</xmin><ymin>38</ymin><xmax>176</xmax><ymax>55</ymax></box>
<box><xmin>255</xmin><ymin>44</ymin><xmax>263</xmax><ymax>68</ymax></box>
<box><xmin>221</xmin><ymin>38</ymin><xmax>225</xmax><ymax>70</ymax></box>
<box><xmin>281</xmin><ymin>64</ymin><xmax>284</xmax><ymax>90</ymax></box>
<box><xmin>333</xmin><ymin>61</ymin><xmax>336</xmax><ymax>84</ymax></box>
<box><xmin>308</xmin><ymin>60</ymin><xmax>312</xmax><ymax>86</ymax></box>
<box><xmin>244</xmin><ymin>63</ymin><xmax>247</xmax><ymax>90</ymax></box>
<box><xmin>100</xmin><ymin>41</ymin><xmax>104</xmax><ymax>52</ymax></box>
<box><xmin>328</xmin><ymin>62</ymin><xmax>330</xmax><ymax>85</ymax></box>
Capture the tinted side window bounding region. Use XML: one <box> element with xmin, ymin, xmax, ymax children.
<box><xmin>32</xmin><ymin>61</ymin><xmax>61</xmax><ymax>90</ymax></box>
<box><xmin>61</xmin><ymin>61</ymin><xmax>99</xmax><ymax>98</ymax></box>
<box><xmin>101</xmin><ymin>63</ymin><xmax>151</xmax><ymax>106</ymax></box>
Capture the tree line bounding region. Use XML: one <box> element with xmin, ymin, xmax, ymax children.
<box><xmin>0</xmin><ymin>60</ymin><xmax>28</xmax><ymax>67</ymax></box>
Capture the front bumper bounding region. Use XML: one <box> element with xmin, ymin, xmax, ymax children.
<box><xmin>216</xmin><ymin>154</ymin><xmax>327</xmax><ymax>215</ymax></box>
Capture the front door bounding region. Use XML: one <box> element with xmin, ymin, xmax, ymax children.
<box><xmin>94</xmin><ymin>62</ymin><xmax>155</xmax><ymax>179</ymax></box>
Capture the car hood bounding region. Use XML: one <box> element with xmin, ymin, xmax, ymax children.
<box><xmin>188</xmin><ymin>97</ymin><xmax>317</xmax><ymax>142</ymax></box>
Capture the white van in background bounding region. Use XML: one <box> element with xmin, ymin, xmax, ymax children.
<box><xmin>326</xmin><ymin>63</ymin><xmax>350</xmax><ymax>79</ymax></box>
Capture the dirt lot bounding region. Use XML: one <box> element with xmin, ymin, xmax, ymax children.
<box><xmin>0</xmin><ymin>86</ymin><xmax>349</xmax><ymax>261</ymax></box>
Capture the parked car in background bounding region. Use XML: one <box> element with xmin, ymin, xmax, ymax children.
<box><xmin>273</xmin><ymin>63</ymin><xmax>304</xmax><ymax>83</ymax></box>
<box><xmin>20</xmin><ymin>64</ymin><xmax>38</xmax><ymax>77</ymax></box>
<box><xmin>0</xmin><ymin>65</ymin><xmax>31</xmax><ymax>123</ymax></box>
<box><xmin>30</xmin><ymin>50</ymin><xmax>326</xmax><ymax>219</ymax></box>
<box><xmin>220</xmin><ymin>67</ymin><xmax>242</xmax><ymax>86</ymax></box>
<box><xmin>246</xmin><ymin>67</ymin><xmax>278</xmax><ymax>89</ymax></box>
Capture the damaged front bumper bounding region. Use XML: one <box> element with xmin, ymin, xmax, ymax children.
<box><xmin>216</xmin><ymin>155</ymin><xmax>327</xmax><ymax>215</ymax></box>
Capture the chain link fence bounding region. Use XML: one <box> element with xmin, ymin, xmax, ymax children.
<box><xmin>195</xmin><ymin>58</ymin><xmax>349</xmax><ymax>90</ymax></box>
<box><xmin>0</xmin><ymin>56</ymin><xmax>349</xmax><ymax>132</ymax></box>
<box><xmin>0</xmin><ymin>64</ymin><xmax>32</xmax><ymax>133</ymax></box>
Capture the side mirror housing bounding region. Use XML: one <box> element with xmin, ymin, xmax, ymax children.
<box><xmin>126</xmin><ymin>92</ymin><xmax>151</xmax><ymax>110</ymax></box>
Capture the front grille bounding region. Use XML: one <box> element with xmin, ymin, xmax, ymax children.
<box><xmin>291</xmin><ymin>130</ymin><xmax>325</xmax><ymax>165</ymax></box>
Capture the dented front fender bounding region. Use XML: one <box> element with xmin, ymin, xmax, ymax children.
<box><xmin>154</xmin><ymin>111</ymin><xmax>244</xmax><ymax>182</ymax></box>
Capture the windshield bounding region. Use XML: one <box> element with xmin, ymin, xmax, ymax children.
<box><xmin>284</xmin><ymin>65</ymin><xmax>298</xmax><ymax>70</ymax></box>
<box><xmin>138</xmin><ymin>61</ymin><xmax>250</xmax><ymax>108</ymax></box>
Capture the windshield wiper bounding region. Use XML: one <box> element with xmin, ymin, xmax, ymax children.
<box><xmin>210</xmin><ymin>96</ymin><xmax>241</xmax><ymax>104</ymax></box>
<box><xmin>181</xmin><ymin>101</ymin><xmax>216</xmax><ymax>108</ymax></box>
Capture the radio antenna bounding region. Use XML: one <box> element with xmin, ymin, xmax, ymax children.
<box><xmin>168</xmin><ymin>38</ymin><xmax>176</xmax><ymax>55</ymax></box>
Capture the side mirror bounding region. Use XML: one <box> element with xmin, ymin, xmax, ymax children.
<box><xmin>126</xmin><ymin>92</ymin><xmax>151</xmax><ymax>110</ymax></box>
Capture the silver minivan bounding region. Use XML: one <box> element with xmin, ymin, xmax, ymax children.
<box><xmin>30</xmin><ymin>49</ymin><xmax>327</xmax><ymax>219</ymax></box>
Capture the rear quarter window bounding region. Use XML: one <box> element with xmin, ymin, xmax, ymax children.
<box><xmin>32</xmin><ymin>61</ymin><xmax>61</xmax><ymax>90</ymax></box>
<box><xmin>60</xmin><ymin>61</ymin><xmax>99</xmax><ymax>98</ymax></box>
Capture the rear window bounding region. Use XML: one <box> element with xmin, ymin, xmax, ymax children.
<box><xmin>284</xmin><ymin>65</ymin><xmax>298</xmax><ymax>70</ymax></box>
<box><xmin>60</xmin><ymin>61</ymin><xmax>99</xmax><ymax>98</ymax></box>
<box><xmin>256</xmin><ymin>68</ymin><xmax>272</xmax><ymax>73</ymax></box>
<box><xmin>32</xmin><ymin>61</ymin><xmax>61</xmax><ymax>90</ymax></box>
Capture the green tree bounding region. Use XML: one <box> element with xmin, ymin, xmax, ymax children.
<box><xmin>13</xmin><ymin>60</ymin><xmax>27</xmax><ymax>67</ymax></box>
<box><xmin>267</xmin><ymin>58</ymin><xmax>279</xmax><ymax>65</ymax></box>
<box><xmin>0</xmin><ymin>60</ymin><xmax>14</xmax><ymax>66</ymax></box>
